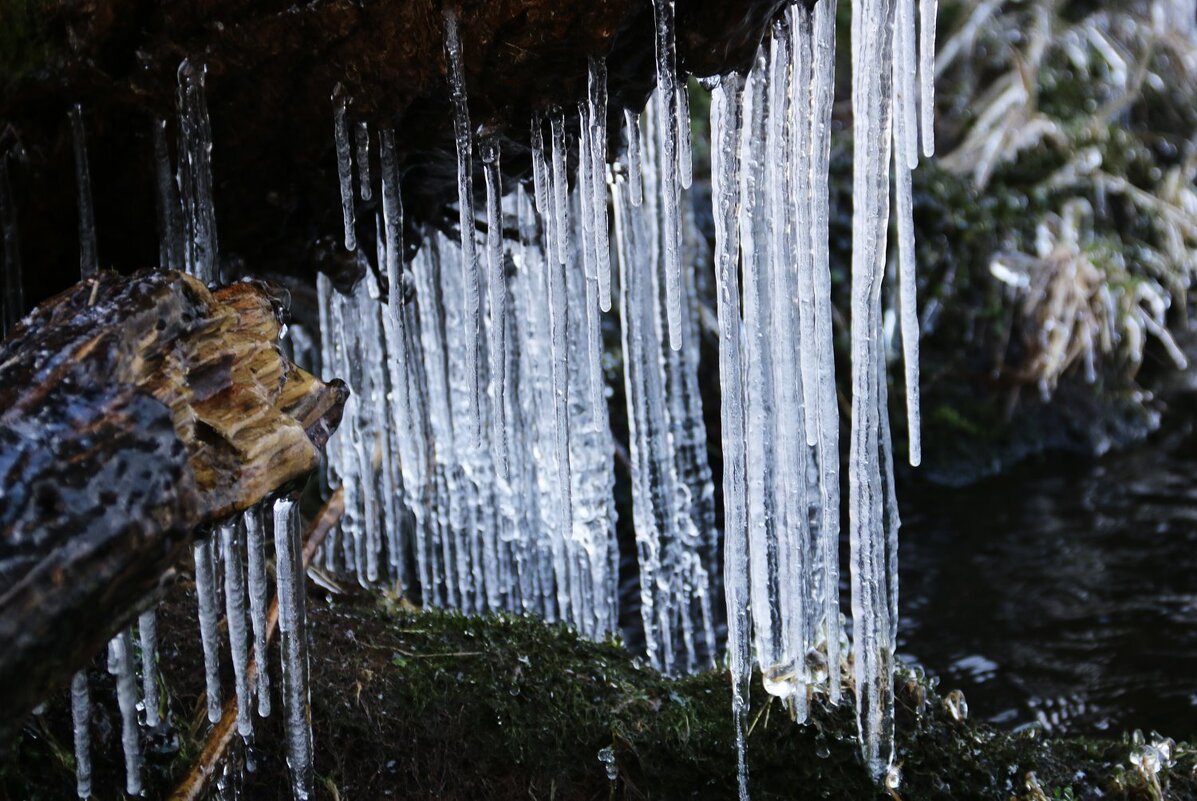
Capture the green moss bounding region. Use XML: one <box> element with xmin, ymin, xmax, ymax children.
<box><xmin>7</xmin><ymin>590</ymin><xmax>1193</xmax><ymax>800</ymax></box>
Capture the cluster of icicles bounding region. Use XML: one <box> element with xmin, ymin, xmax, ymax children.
<box><xmin>62</xmin><ymin>63</ymin><xmax>316</xmax><ymax>800</ymax></box>
<box><xmin>45</xmin><ymin>0</ymin><xmax>938</xmax><ymax>796</ymax></box>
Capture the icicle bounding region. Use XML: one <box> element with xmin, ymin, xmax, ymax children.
<box><xmin>588</xmin><ymin>58</ymin><xmax>612</xmax><ymax>313</ymax></box>
<box><xmin>894</xmin><ymin>40</ymin><xmax>922</xmax><ymax>467</ymax></box>
<box><xmin>549</xmin><ymin>113</ymin><xmax>570</xmax><ymax>267</ymax></box>
<box><xmin>137</xmin><ymin>610</ymin><xmax>161</xmax><ymax>728</ymax></box>
<box><xmin>108</xmin><ymin>631</ymin><xmax>143</xmax><ymax>796</ymax></box>
<box><xmin>480</xmin><ymin>133</ymin><xmax>510</xmax><ymax>483</ymax></box>
<box><xmin>710</xmin><ymin>71</ymin><xmax>751</xmax><ymax>801</ymax></box>
<box><xmin>273</xmin><ymin>497</ymin><xmax>313</xmax><ymax>800</ymax></box>
<box><xmin>151</xmin><ymin>118</ymin><xmax>184</xmax><ymax>272</ymax></box>
<box><xmin>355</xmin><ymin>121</ymin><xmax>372</xmax><ymax>201</ymax></box>
<box><xmin>810</xmin><ymin>0</ymin><xmax>844</xmax><ymax>706</ymax></box>
<box><xmin>69</xmin><ymin>105</ymin><xmax>98</xmax><ymax>278</ymax></box>
<box><xmin>221</xmin><ymin>520</ymin><xmax>254</xmax><ymax>738</ymax></box>
<box><xmin>0</xmin><ymin>155</ymin><xmax>23</xmax><ymax>339</ymax></box>
<box><xmin>650</xmin><ymin>0</ymin><xmax>684</xmax><ymax>351</ymax></box>
<box><xmin>895</xmin><ymin>0</ymin><xmax>919</xmax><ymax>170</ymax></box>
<box><xmin>677</xmin><ymin>82</ymin><xmax>693</xmax><ymax>190</ymax></box>
<box><xmin>624</xmin><ymin>109</ymin><xmax>644</xmax><ymax>207</ymax></box>
<box><xmin>545</xmin><ymin>178</ymin><xmax>574</xmax><ymax>618</ymax></box>
<box><xmin>176</xmin><ymin>59</ymin><xmax>219</xmax><ymax>285</ymax></box>
<box><xmin>443</xmin><ymin>10</ymin><xmax>484</xmax><ymax>449</ymax></box>
<box><xmin>245</xmin><ymin>505</ymin><xmax>272</xmax><ymax>717</ymax></box>
<box><xmin>849</xmin><ymin>0</ymin><xmax>899</xmax><ymax>777</ymax></box>
<box><xmin>70</xmin><ymin>671</ymin><xmax>92</xmax><ymax>800</ymax></box>
<box><xmin>193</xmin><ymin>535</ymin><xmax>223</xmax><ymax>723</ymax></box>
<box><xmin>919</xmin><ymin>0</ymin><xmax>937</xmax><ymax>157</ymax></box>
<box><xmin>333</xmin><ymin>88</ymin><xmax>357</xmax><ymax>252</ymax></box>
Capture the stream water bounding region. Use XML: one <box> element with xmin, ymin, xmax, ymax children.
<box><xmin>899</xmin><ymin>400</ymin><xmax>1197</xmax><ymax>740</ymax></box>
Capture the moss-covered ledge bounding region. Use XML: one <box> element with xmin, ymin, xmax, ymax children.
<box><xmin>3</xmin><ymin>593</ymin><xmax>1195</xmax><ymax>800</ymax></box>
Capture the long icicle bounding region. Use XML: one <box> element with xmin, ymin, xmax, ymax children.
<box><xmin>245</xmin><ymin>505</ymin><xmax>272</xmax><ymax>717</ymax></box>
<box><xmin>849</xmin><ymin>0</ymin><xmax>899</xmax><ymax>777</ymax></box>
<box><xmin>221</xmin><ymin>520</ymin><xmax>254</xmax><ymax>738</ymax></box>
<box><xmin>274</xmin><ymin>496</ymin><xmax>314</xmax><ymax>800</ymax></box>
<box><xmin>710</xmin><ymin>71</ymin><xmax>751</xmax><ymax>801</ymax></box>
<box><xmin>108</xmin><ymin>631</ymin><xmax>143</xmax><ymax>796</ymax></box>
<box><xmin>151</xmin><ymin>118</ymin><xmax>184</xmax><ymax>272</ymax></box>
<box><xmin>480</xmin><ymin>133</ymin><xmax>510</xmax><ymax>483</ymax></box>
<box><xmin>443</xmin><ymin>9</ymin><xmax>484</xmax><ymax>449</ymax></box>
<box><xmin>894</xmin><ymin>9</ymin><xmax>922</xmax><ymax>467</ymax></box>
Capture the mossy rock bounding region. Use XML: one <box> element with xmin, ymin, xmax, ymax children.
<box><xmin>3</xmin><ymin>584</ymin><xmax>1194</xmax><ymax>800</ymax></box>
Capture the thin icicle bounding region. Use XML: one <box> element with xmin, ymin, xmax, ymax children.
<box><xmin>549</xmin><ymin>113</ymin><xmax>570</xmax><ymax>266</ymax></box>
<box><xmin>355</xmin><ymin>121</ymin><xmax>372</xmax><ymax>201</ymax></box>
<box><xmin>650</xmin><ymin>0</ymin><xmax>684</xmax><ymax>350</ymax></box>
<box><xmin>222</xmin><ymin>520</ymin><xmax>254</xmax><ymax>738</ymax></box>
<box><xmin>245</xmin><ymin>505</ymin><xmax>272</xmax><ymax>717</ymax></box>
<box><xmin>0</xmin><ymin>155</ymin><xmax>22</xmax><ymax>338</ymax></box>
<box><xmin>710</xmin><ymin>71</ymin><xmax>751</xmax><ymax>801</ymax></box>
<box><xmin>151</xmin><ymin>118</ymin><xmax>184</xmax><ymax>272</ymax></box>
<box><xmin>138</xmin><ymin>610</ymin><xmax>161</xmax><ymax>728</ymax></box>
<box><xmin>624</xmin><ymin>109</ymin><xmax>644</xmax><ymax>207</ymax></box>
<box><xmin>69</xmin><ymin>105</ymin><xmax>98</xmax><ymax>278</ymax></box>
<box><xmin>333</xmin><ymin>88</ymin><xmax>357</xmax><ymax>252</ymax></box>
<box><xmin>677</xmin><ymin>82</ymin><xmax>693</xmax><ymax>190</ymax></box>
<box><xmin>480</xmin><ymin>133</ymin><xmax>510</xmax><ymax>483</ymax></box>
<box><xmin>588</xmin><ymin>58</ymin><xmax>612</xmax><ymax>312</ymax></box>
<box><xmin>443</xmin><ymin>10</ymin><xmax>484</xmax><ymax>448</ymax></box>
<box><xmin>70</xmin><ymin>671</ymin><xmax>91</xmax><ymax>800</ymax></box>
<box><xmin>193</xmin><ymin>535</ymin><xmax>223</xmax><ymax>723</ymax></box>
<box><xmin>176</xmin><ymin>59</ymin><xmax>219</xmax><ymax>285</ymax></box>
<box><xmin>894</xmin><ymin>63</ymin><xmax>922</xmax><ymax>467</ymax></box>
<box><xmin>919</xmin><ymin>0</ymin><xmax>938</xmax><ymax>157</ymax></box>
<box><xmin>274</xmin><ymin>497</ymin><xmax>313</xmax><ymax>800</ymax></box>
<box><xmin>108</xmin><ymin>631</ymin><xmax>143</xmax><ymax>796</ymax></box>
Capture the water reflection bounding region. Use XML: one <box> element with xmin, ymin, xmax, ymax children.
<box><xmin>900</xmin><ymin>411</ymin><xmax>1197</xmax><ymax>738</ymax></box>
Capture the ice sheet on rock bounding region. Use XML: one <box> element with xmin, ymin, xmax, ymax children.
<box><xmin>69</xmin><ymin>105</ymin><xmax>98</xmax><ymax>279</ymax></box>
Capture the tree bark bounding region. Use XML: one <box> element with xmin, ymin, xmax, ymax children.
<box><xmin>0</xmin><ymin>268</ymin><xmax>347</xmax><ymax>750</ymax></box>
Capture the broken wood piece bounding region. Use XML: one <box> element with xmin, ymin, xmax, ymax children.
<box><xmin>0</xmin><ymin>269</ymin><xmax>348</xmax><ymax>750</ymax></box>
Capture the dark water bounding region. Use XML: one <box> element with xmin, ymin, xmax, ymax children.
<box><xmin>899</xmin><ymin>409</ymin><xmax>1197</xmax><ymax>740</ymax></box>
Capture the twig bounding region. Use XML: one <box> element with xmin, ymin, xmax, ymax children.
<box><xmin>168</xmin><ymin>488</ymin><xmax>345</xmax><ymax>801</ymax></box>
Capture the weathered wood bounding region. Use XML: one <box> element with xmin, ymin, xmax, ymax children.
<box><xmin>0</xmin><ymin>269</ymin><xmax>347</xmax><ymax>749</ymax></box>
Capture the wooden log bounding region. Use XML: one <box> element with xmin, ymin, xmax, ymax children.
<box><xmin>0</xmin><ymin>268</ymin><xmax>347</xmax><ymax>750</ymax></box>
